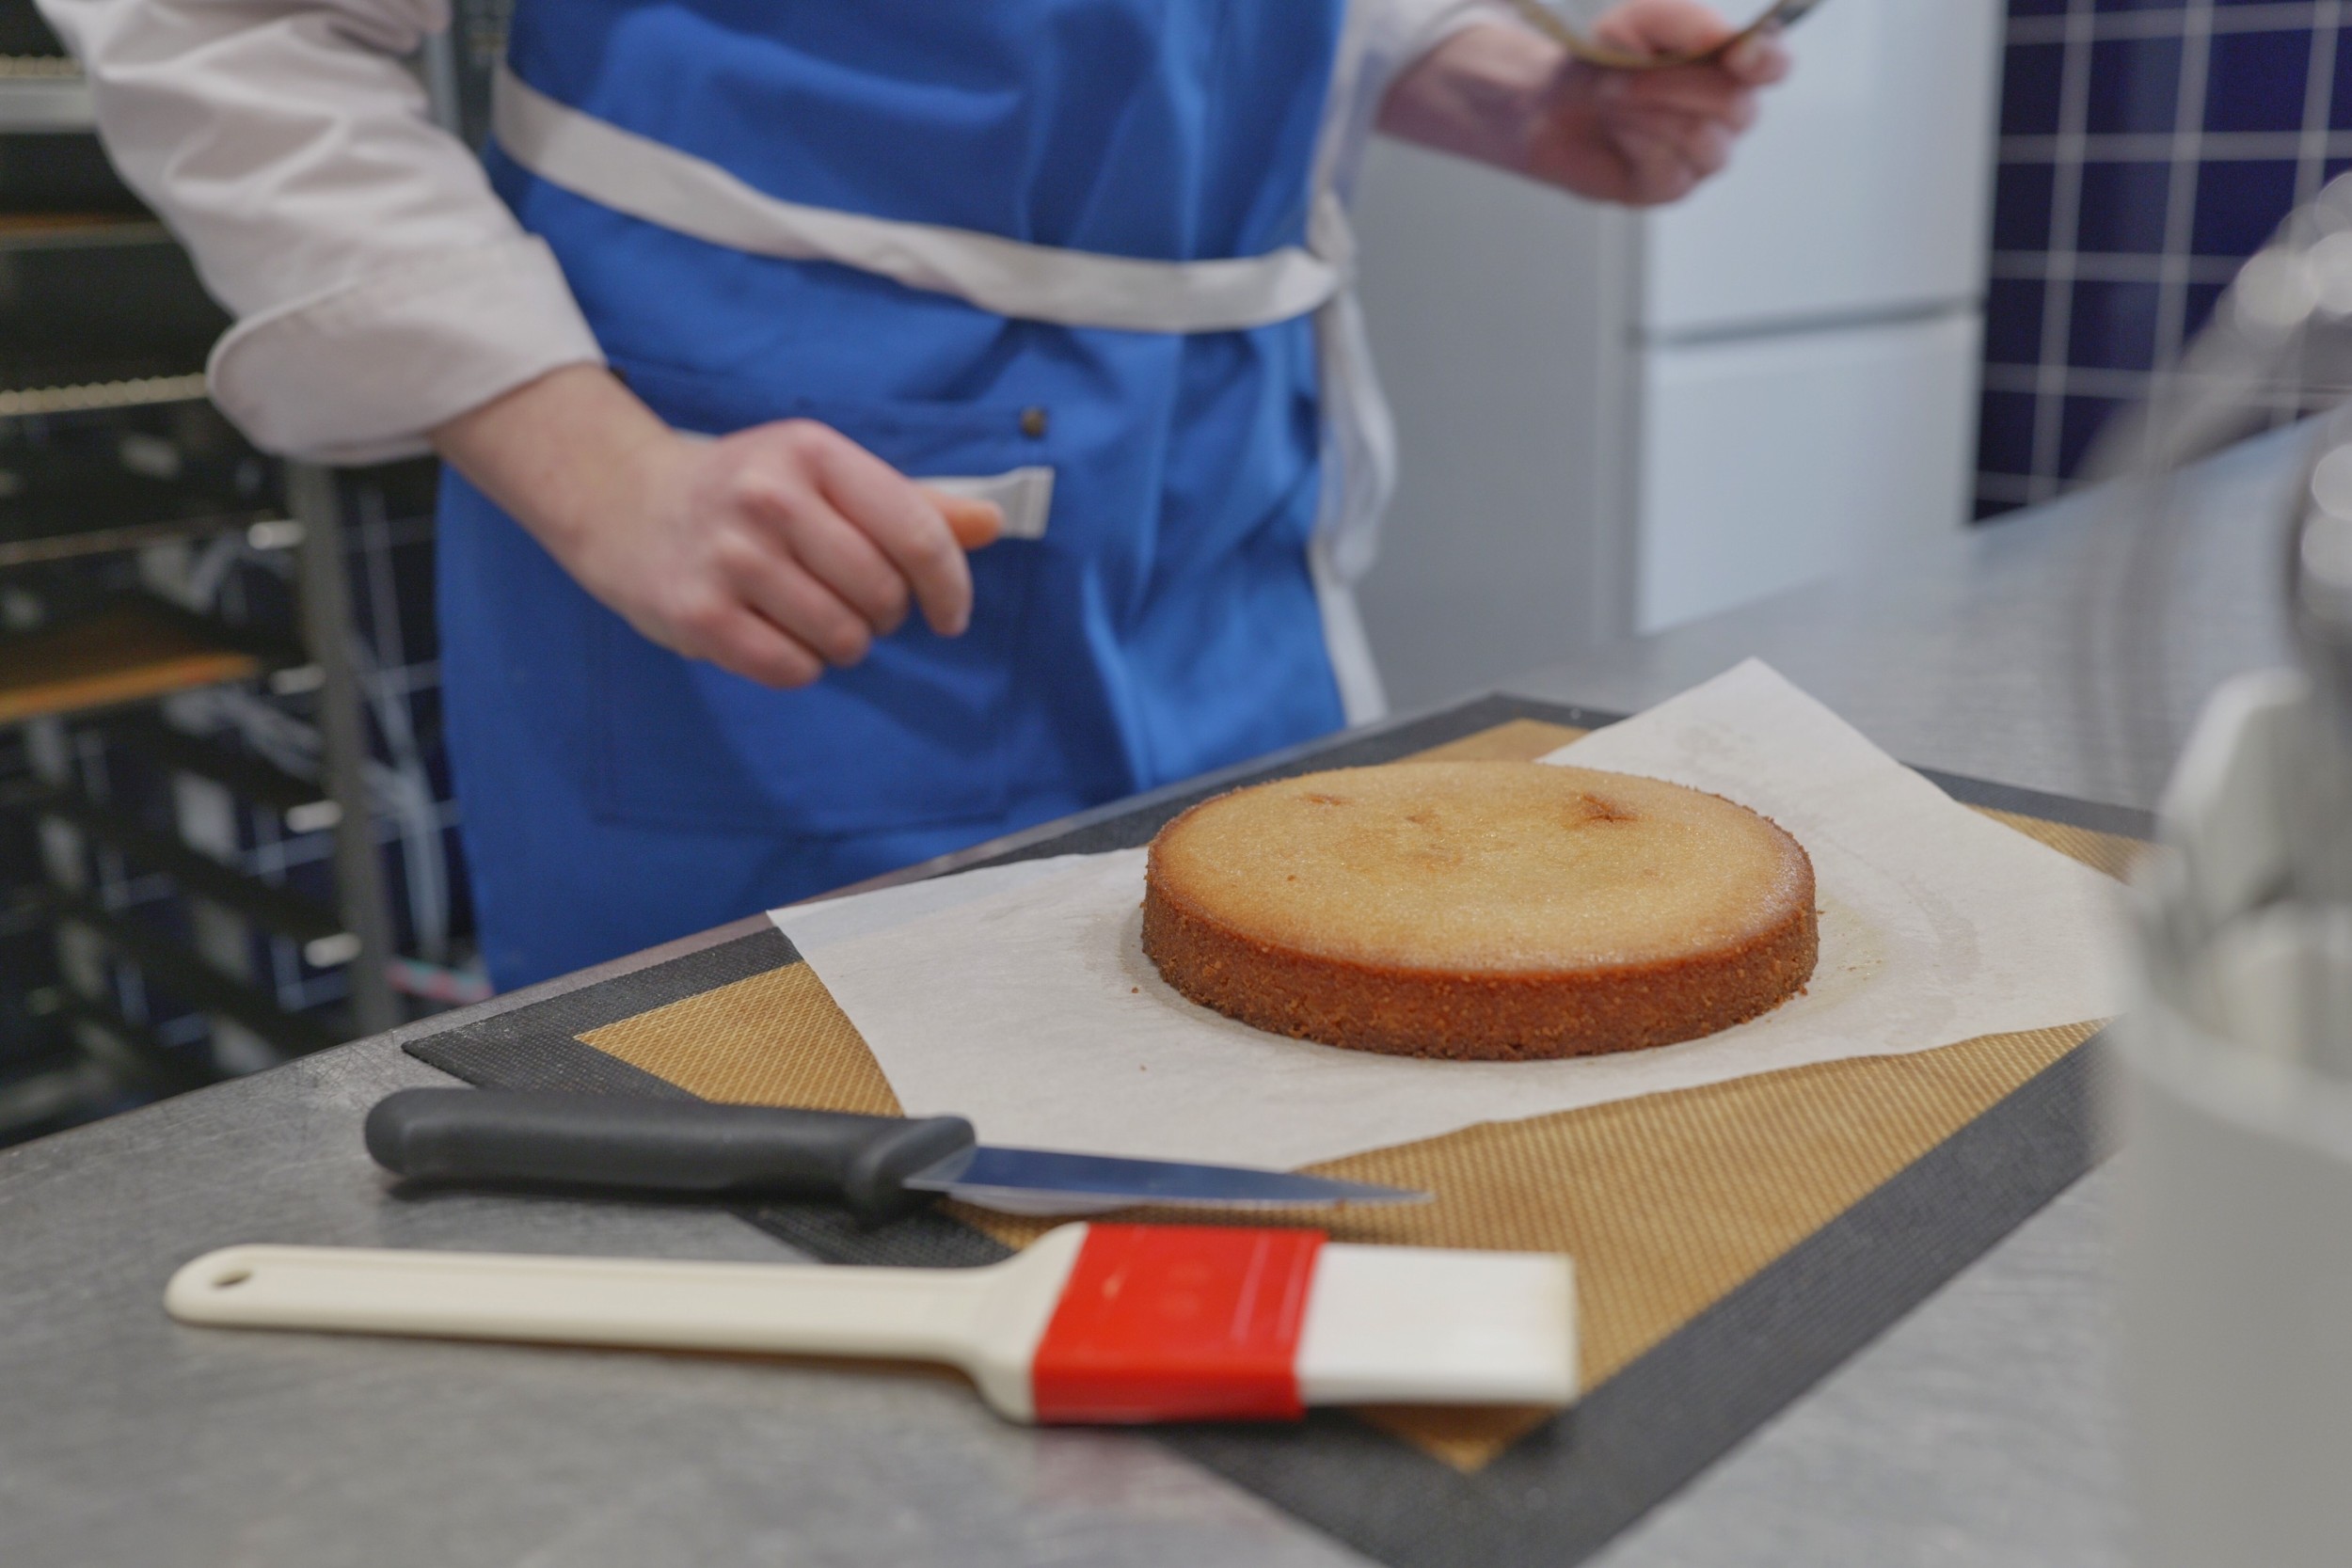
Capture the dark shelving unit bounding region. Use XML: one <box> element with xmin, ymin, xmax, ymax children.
<box><xmin>0</xmin><ymin>1</ymin><xmax>464</xmax><ymax>1144</ymax></box>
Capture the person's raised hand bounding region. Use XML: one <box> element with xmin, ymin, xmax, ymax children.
<box><xmin>1527</xmin><ymin>0</ymin><xmax>1789</xmax><ymax>206</ymax></box>
<box><xmin>434</xmin><ymin>365</ymin><xmax>1002</xmax><ymax>689</ymax></box>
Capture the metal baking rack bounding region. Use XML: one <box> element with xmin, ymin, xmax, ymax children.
<box><xmin>0</xmin><ymin>1</ymin><xmax>430</xmax><ymax>1142</ymax></box>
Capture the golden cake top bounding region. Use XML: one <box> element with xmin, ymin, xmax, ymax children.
<box><xmin>1147</xmin><ymin>761</ymin><xmax>1813</xmax><ymax>975</ymax></box>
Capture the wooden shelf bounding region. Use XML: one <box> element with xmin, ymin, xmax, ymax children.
<box><xmin>0</xmin><ymin>372</ymin><xmax>209</xmax><ymax>420</ymax></box>
<box><xmin>0</xmin><ymin>57</ymin><xmax>81</xmax><ymax>81</ymax></box>
<box><xmin>0</xmin><ymin>213</ymin><xmax>170</xmax><ymax>253</ymax></box>
<box><xmin>0</xmin><ymin>68</ymin><xmax>92</xmax><ymax>135</ymax></box>
<box><xmin>0</xmin><ymin>602</ymin><xmax>263</xmax><ymax>724</ymax></box>
<box><xmin>0</xmin><ymin>510</ymin><xmax>278</xmax><ymax>569</ymax></box>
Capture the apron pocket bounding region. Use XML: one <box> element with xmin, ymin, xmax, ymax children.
<box><xmin>587</xmin><ymin>357</ymin><xmax>1056</xmax><ymax>837</ymax></box>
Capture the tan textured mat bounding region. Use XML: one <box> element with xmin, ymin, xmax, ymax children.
<box><xmin>578</xmin><ymin>720</ymin><xmax>2130</xmax><ymax>1472</ymax></box>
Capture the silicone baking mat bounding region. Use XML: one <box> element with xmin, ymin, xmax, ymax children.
<box><xmin>405</xmin><ymin>694</ymin><xmax>2145</xmax><ymax>1567</ymax></box>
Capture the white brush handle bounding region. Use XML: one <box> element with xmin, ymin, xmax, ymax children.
<box><xmin>166</xmin><ymin>1228</ymin><xmax>1089</xmax><ymax>1420</ymax></box>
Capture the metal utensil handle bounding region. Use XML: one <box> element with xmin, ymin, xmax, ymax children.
<box><xmin>364</xmin><ymin>1088</ymin><xmax>976</xmax><ymax>1222</ymax></box>
<box><xmin>1508</xmin><ymin>0</ymin><xmax>1820</xmax><ymax>72</ymax></box>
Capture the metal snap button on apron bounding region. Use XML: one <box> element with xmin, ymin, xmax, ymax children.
<box><xmin>1020</xmin><ymin>406</ymin><xmax>1049</xmax><ymax>439</ymax></box>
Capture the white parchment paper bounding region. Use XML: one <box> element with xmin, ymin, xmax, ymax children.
<box><xmin>770</xmin><ymin>661</ymin><xmax>2124</xmax><ymax>1168</ymax></box>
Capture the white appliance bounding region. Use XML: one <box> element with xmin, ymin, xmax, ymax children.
<box><xmin>1352</xmin><ymin>0</ymin><xmax>2005</xmax><ymax>706</ymax></box>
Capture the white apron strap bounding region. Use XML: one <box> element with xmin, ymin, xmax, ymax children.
<box><xmin>1311</xmin><ymin>285</ymin><xmax>1394</xmax><ymax>723</ymax></box>
<box><xmin>1308</xmin><ymin>198</ymin><xmax>1394</xmax><ymax>722</ymax></box>
<box><xmin>492</xmin><ymin>58</ymin><xmax>1392</xmax><ymax>721</ymax></box>
<box><xmin>1297</xmin><ymin>0</ymin><xmax>1406</xmax><ymax>723</ymax></box>
<box><xmin>493</xmin><ymin>65</ymin><xmax>1343</xmax><ymax>335</ymax></box>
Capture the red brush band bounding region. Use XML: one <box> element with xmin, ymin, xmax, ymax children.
<box><xmin>1029</xmin><ymin>1225</ymin><xmax>1325</xmax><ymax>1424</ymax></box>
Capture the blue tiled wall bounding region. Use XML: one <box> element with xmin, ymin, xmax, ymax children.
<box><xmin>1977</xmin><ymin>0</ymin><xmax>2344</xmax><ymax>519</ymax></box>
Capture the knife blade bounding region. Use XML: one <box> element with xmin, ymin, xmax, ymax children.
<box><xmin>365</xmin><ymin>1089</ymin><xmax>1427</xmax><ymax>1221</ymax></box>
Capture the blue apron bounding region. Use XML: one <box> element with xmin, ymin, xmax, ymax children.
<box><xmin>439</xmin><ymin>0</ymin><xmax>1351</xmax><ymax>989</ymax></box>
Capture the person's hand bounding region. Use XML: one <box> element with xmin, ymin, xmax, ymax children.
<box><xmin>574</xmin><ymin>420</ymin><xmax>1002</xmax><ymax>688</ymax></box>
<box><xmin>1528</xmin><ymin>0</ymin><xmax>1789</xmax><ymax>205</ymax></box>
<box><xmin>434</xmin><ymin>365</ymin><xmax>1002</xmax><ymax>689</ymax></box>
<box><xmin>1375</xmin><ymin>4</ymin><xmax>1787</xmax><ymax>206</ymax></box>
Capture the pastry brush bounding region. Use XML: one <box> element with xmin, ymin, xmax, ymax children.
<box><xmin>166</xmin><ymin>1223</ymin><xmax>1576</xmax><ymax>1424</ymax></box>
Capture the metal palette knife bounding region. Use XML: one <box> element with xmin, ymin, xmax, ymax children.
<box><xmin>364</xmin><ymin>1088</ymin><xmax>1427</xmax><ymax>1219</ymax></box>
<box><xmin>1507</xmin><ymin>0</ymin><xmax>1828</xmax><ymax>72</ymax></box>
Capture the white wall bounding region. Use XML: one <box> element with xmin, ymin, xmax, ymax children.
<box><xmin>1351</xmin><ymin>141</ymin><xmax>1639</xmax><ymax>713</ymax></box>
<box><xmin>1351</xmin><ymin>0</ymin><xmax>2006</xmax><ymax>696</ymax></box>
<box><xmin>1645</xmin><ymin>0</ymin><xmax>2004</xmax><ymax>333</ymax></box>
<box><xmin>1635</xmin><ymin>310</ymin><xmax>1983</xmax><ymax>631</ymax></box>
<box><xmin>1630</xmin><ymin>0</ymin><xmax>2002</xmax><ymax>630</ymax></box>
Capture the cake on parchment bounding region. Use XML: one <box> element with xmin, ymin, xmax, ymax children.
<box><xmin>1140</xmin><ymin>761</ymin><xmax>1817</xmax><ymax>1060</ymax></box>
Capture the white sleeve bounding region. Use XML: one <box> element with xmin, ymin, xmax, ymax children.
<box><xmin>1364</xmin><ymin>0</ymin><xmax>1515</xmax><ymax>76</ymax></box>
<box><xmin>36</xmin><ymin>0</ymin><xmax>604</xmax><ymax>464</ymax></box>
<box><xmin>1319</xmin><ymin>0</ymin><xmax>1514</xmax><ymax>202</ymax></box>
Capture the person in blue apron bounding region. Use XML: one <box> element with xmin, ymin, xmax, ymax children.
<box><xmin>52</xmin><ymin>0</ymin><xmax>1784</xmax><ymax>990</ymax></box>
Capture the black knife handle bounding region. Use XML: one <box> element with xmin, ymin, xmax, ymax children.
<box><xmin>364</xmin><ymin>1089</ymin><xmax>976</xmax><ymax>1223</ymax></box>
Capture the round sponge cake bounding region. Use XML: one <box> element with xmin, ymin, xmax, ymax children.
<box><xmin>1141</xmin><ymin>761</ymin><xmax>1817</xmax><ymax>1060</ymax></box>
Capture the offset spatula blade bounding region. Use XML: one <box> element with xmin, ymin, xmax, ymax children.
<box><xmin>1511</xmin><ymin>0</ymin><xmax>1828</xmax><ymax>71</ymax></box>
<box><xmin>366</xmin><ymin>1089</ymin><xmax>1429</xmax><ymax>1220</ymax></box>
<box><xmin>910</xmin><ymin>1145</ymin><xmax>1430</xmax><ymax>1216</ymax></box>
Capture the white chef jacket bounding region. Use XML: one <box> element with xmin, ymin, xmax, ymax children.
<box><xmin>34</xmin><ymin>0</ymin><xmax>1502</xmax><ymax>465</ymax></box>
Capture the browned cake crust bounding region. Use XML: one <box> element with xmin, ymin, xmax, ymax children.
<box><xmin>1140</xmin><ymin>763</ymin><xmax>1819</xmax><ymax>1061</ymax></box>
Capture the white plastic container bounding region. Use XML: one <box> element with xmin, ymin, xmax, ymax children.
<box><xmin>2122</xmin><ymin>670</ymin><xmax>2352</xmax><ymax>1566</ymax></box>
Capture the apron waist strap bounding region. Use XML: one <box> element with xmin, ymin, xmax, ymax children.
<box><xmin>492</xmin><ymin>61</ymin><xmax>1391</xmax><ymax>723</ymax></box>
<box><xmin>492</xmin><ymin>64</ymin><xmax>1347</xmax><ymax>335</ymax></box>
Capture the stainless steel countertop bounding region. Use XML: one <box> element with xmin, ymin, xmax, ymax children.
<box><xmin>0</xmin><ymin>430</ymin><xmax>2301</xmax><ymax>1568</ymax></box>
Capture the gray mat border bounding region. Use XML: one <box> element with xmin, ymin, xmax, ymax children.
<box><xmin>399</xmin><ymin>693</ymin><xmax>2134</xmax><ymax>1565</ymax></box>
<box><xmin>1160</xmin><ymin>1035</ymin><xmax>2107</xmax><ymax>1566</ymax></box>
